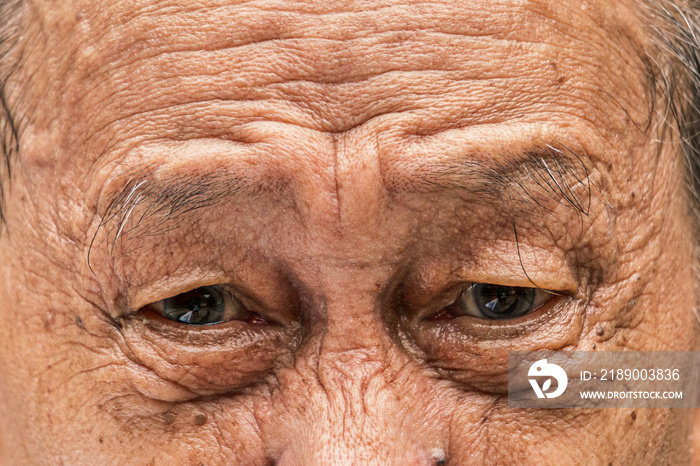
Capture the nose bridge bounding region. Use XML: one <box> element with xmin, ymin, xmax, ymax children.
<box><xmin>315</xmin><ymin>280</ymin><xmax>397</xmax><ymax>412</ymax></box>
<box><xmin>271</xmin><ymin>278</ymin><xmax>439</xmax><ymax>465</ymax></box>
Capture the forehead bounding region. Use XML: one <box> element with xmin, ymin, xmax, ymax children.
<box><xmin>26</xmin><ymin>0</ymin><xmax>648</xmax><ymax>158</ymax></box>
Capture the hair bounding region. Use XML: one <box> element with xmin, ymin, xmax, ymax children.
<box><xmin>0</xmin><ymin>0</ymin><xmax>699</xmax><ymax>232</ymax></box>
<box><xmin>643</xmin><ymin>0</ymin><xmax>700</xmax><ymax>232</ymax></box>
<box><xmin>0</xmin><ymin>0</ymin><xmax>24</xmax><ymax>226</ymax></box>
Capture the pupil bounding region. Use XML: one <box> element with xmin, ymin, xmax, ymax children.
<box><xmin>187</xmin><ymin>297</ymin><xmax>204</xmax><ymax>312</ymax></box>
<box><xmin>474</xmin><ymin>284</ymin><xmax>535</xmax><ymax>320</ymax></box>
<box><xmin>162</xmin><ymin>287</ymin><xmax>225</xmax><ymax>325</ymax></box>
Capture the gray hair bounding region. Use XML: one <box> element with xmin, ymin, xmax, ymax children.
<box><xmin>644</xmin><ymin>0</ymin><xmax>700</xmax><ymax>231</ymax></box>
<box><xmin>0</xmin><ymin>0</ymin><xmax>23</xmax><ymax>226</ymax></box>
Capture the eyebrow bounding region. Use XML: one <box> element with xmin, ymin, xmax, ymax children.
<box><xmin>89</xmin><ymin>167</ymin><xmax>273</xmax><ymax>266</ymax></box>
<box><xmin>384</xmin><ymin>143</ymin><xmax>592</xmax><ymax>217</ymax></box>
<box><xmin>91</xmin><ymin>142</ymin><xmax>592</xmax><ymax>262</ymax></box>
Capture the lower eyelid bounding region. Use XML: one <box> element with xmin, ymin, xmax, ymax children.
<box><xmin>116</xmin><ymin>314</ymin><xmax>299</xmax><ymax>394</ymax></box>
<box><xmin>407</xmin><ymin>296</ymin><xmax>582</xmax><ymax>385</ymax></box>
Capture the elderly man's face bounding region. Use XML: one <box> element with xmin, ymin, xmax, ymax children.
<box><xmin>0</xmin><ymin>0</ymin><xmax>697</xmax><ymax>463</ymax></box>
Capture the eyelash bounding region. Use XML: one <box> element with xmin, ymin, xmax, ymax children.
<box><xmin>139</xmin><ymin>285</ymin><xmax>269</xmax><ymax>326</ymax></box>
<box><xmin>138</xmin><ymin>279</ymin><xmax>558</xmax><ymax>331</ymax></box>
<box><xmin>424</xmin><ymin>283</ymin><xmax>556</xmax><ymax>322</ymax></box>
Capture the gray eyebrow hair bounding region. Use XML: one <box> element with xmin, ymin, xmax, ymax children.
<box><xmin>388</xmin><ymin>143</ymin><xmax>593</xmax><ymax>217</ymax></box>
<box><xmin>404</xmin><ymin>142</ymin><xmax>593</xmax><ymax>288</ymax></box>
<box><xmin>88</xmin><ymin>143</ymin><xmax>592</xmax><ymax>272</ymax></box>
<box><xmin>87</xmin><ymin>168</ymin><xmax>273</xmax><ymax>271</ymax></box>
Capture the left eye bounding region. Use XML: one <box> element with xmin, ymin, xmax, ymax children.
<box><xmin>431</xmin><ymin>283</ymin><xmax>554</xmax><ymax>321</ymax></box>
<box><xmin>141</xmin><ymin>285</ymin><xmax>264</xmax><ymax>326</ymax></box>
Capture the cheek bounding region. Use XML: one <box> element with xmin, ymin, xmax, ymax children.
<box><xmin>446</xmin><ymin>406</ymin><xmax>691</xmax><ymax>464</ymax></box>
<box><xmin>96</xmin><ymin>394</ymin><xmax>271</xmax><ymax>464</ymax></box>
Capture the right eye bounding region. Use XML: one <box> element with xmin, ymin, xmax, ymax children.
<box><xmin>141</xmin><ymin>285</ymin><xmax>265</xmax><ymax>326</ymax></box>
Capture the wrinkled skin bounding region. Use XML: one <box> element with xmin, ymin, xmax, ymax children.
<box><xmin>0</xmin><ymin>0</ymin><xmax>698</xmax><ymax>464</ymax></box>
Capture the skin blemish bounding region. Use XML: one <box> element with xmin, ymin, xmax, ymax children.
<box><xmin>75</xmin><ymin>316</ymin><xmax>84</xmax><ymax>329</ymax></box>
<box><xmin>163</xmin><ymin>412</ymin><xmax>176</xmax><ymax>425</ymax></box>
<box><xmin>193</xmin><ymin>414</ymin><xmax>207</xmax><ymax>426</ymax></box>
<box><xmin>631</xmin><ymin>411</ymin><xmax>637</xmax><ymax>422</ymax></box>
<box><xmin>43</xmin><ymin>311</ymin><xmax>54</xmax><ymax>330</ymax></box>
<box><xmin>595</xmin><ymin>323</ymin><xmax>616</xmax><ymax>343</ymax></box>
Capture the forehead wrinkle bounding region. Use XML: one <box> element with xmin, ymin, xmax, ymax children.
<box><xmin>21</xmin><ymin>0</ymin><xmax>656</xmax><ymax>215</ymax></box>
<box><xmin>43</xmin><ymin>0</ymin><xmax>649</xmax><ymax>140</ymax></box>
<box><xmin>75</xmin><ymin>0</ymin><xmax>645</xmax><ymax>84</ymax></box>
<box><xmin>68</xmin><ymin>0</ymin><xmax>543</xmax><ymax>70</ymax></box>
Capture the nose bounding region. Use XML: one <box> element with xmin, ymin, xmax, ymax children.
<box><xmin>275</xmin><ymin>442</ymin><xmax>438</xmax><ymax>466</ymax></box>
<box><xmin>272</xmin><ymin>348</ymin><xmax>442</xmax><ymax>466</ymax></box>
<box><xmin>266</xmin><ymin>282</ymin><xmax>446</xmax><ymax>466</ymax></box>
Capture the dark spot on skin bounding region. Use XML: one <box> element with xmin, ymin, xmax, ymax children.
<box><xmin>99</xmin><ymin>438</ymin><xmax>103</xmax><ymax>444</ymax></box>
<box><xmin>592</xmin><ymin>344</ymin><xmax>596</xmax><ymax>350</ymax></box>
<box><xmin>163</xmin><ymin>412</ymin><xmax>176</xmax><ymax>425</ymax></box>
<box><xmin>609</xmin><ymin>462</ymin><xmax>613</xmax><ymax>466</ymax></box>
<box><xmin>631</xmin><ymin>410</ymin><xmax>636</xmax><ymax>422</ymax></box>
<box><xmin>628</xmin><ymin>299</ymin><xmax>636</xmax><ymax>308</ymax></box>
<box><xmin>75</xmin><ymin>316</ymin><xmax>84</xmax><ymax>329</ymax></box>
<box><xmin>436</xmin><ymin>460</ymin><xmax>446</xmax><ymax>466</ymax></box>
<box><xmin>631</xmin><ymin>191</ymin><xmax>635</xmax><ymax>199</ymax></box>
<box><xmin>194</xmin><ymin>414</ymin><xmax>207</xmax><ymax>426</ymax></box>
<box><xmin>596</xmin><ymin>325</ymin><xmax>605</xmax><ymax>337</ymax></box>
<box><xmin>550</xmin><ymin>62</ymin><xmax>557</xmax><ymax>70</ymax></box>
<box><xmin>44</xmin><ymin>311</ymin><xmax>54</xmax><ymax>330</ymax></box>
<box><xmin>557</xmin><ymin>76</ymin><xmax>566</xmax><ymax>85</ymax></box>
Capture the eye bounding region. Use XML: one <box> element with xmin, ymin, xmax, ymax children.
<box><xmin>430</xmin><ymin>283</ymin><xmax>554</xmax><ymax>321</ymax></box>
<box><xmin>141</xmin><ymin>285</ymin><xmax>266</xmax><ymax>326</ymax></box>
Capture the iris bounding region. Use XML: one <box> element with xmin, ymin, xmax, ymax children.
<box><xmin>161</xmin><ymin>286</ymin><xmax>226</xmax><ymax>325</ymax></box>
<box><xmin>471</xmin><ymin>283</ymin><xmax>537</xmax><ymax>320</ymax></box>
